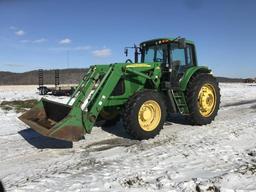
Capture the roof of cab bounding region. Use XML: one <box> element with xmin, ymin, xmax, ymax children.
<box><xmin>140</xmin><ymin>38</ymin><xmax>194</xmax><ymax>46</ymax></box>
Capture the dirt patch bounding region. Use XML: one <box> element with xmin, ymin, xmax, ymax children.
<box><xmin>237</xmin><ymin>163</ymin><xmax>256</xmax><ymax>175</ymax></box>
<box><xmin>120</xmin><ymin>176</ymin><xmax>148</xmax><ymax>188</ymax></box>
<box><xmin>248</xmin><ymin>150</ymin><xmax>256</xmax><ymax>157</ymax></box>
<box><xmin>236</xmin><ymin>150</ymin><xmax>256</xmax><ymax>175</ymax></box>
<box><xmin>0</xmin><ymin>99</ymin><xmax>38</xmax><ymax>113</ymax></box>
<box><xmin>195</xmin><ymin>183</ymin><xmax>220</xmax><ymax>192</ymax></box>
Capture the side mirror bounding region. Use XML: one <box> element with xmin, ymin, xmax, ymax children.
<box><xmin>178</xmin><ymin>38</ymin><xmax>186</xmax><ymax>49</ymax></box>
<box><xmin>124</xmin><ymin>48</ymin><xmax>128</xmax><ymax>57</ymax></box>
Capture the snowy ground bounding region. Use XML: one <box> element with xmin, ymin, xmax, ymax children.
<box><xmin>0</xmin><ymin>83</ymin><xmax>256</xmax><ymax>192</ymax></box>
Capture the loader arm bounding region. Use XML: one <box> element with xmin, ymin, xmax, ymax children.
<box><xmin>19</xmin><ymin>63</ymin><xmax>159</xmax><ymax>141</ymax></box>
<box><xmin>19</xmin><ymin>64</ymin><xmax>123</xmax><ymax>141</ymax></box>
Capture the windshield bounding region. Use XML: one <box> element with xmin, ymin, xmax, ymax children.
<box><xmin>142</xmin><ymin>44</ymin><xmax>167</xmax><ymax>63</ymax></box>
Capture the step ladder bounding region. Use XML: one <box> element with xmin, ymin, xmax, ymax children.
<box><xmin>172</xmin><ymin>90</ymin><xmax>189</xmax><ymax>115</ymax></box>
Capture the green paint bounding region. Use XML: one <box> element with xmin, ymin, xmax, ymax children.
<box><xmin>179</xmin><ymin>66</ymin><xmax>211</xmax><ymax>91</ymax></box>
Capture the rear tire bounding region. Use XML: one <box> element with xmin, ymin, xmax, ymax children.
<box><xmin>186</xmin><ymin>73</ymin><xmax>220</xmax><ymax>125</ymax></box>
<box><xmin>122</xmin><ymin>90</ymin><xmax>167</xmax><ymax>140</ymax></box>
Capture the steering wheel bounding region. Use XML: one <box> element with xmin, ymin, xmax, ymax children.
<box><xmin>125</xmin><ymin>59</ymin><xmax>133</xmax><ymax>63</ymax></box>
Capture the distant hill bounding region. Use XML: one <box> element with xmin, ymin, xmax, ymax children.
<box><xmin>0</xmin><ymin>68</ymin><xmax>88</xmax><ymax>85</ymax></box>
<box><xmin>216</xmin><ymin>76</ymin><xmax>245</xmax><ymax>83</ymax></box>
<box><xmin>0</xmin><ymin>68</ymin><xmax>248</xmax><ymax>85</ymax></box>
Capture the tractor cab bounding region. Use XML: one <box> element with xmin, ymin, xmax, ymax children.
<box><xmin>125</xmin><ymin>37</ymin><xmax>198</xmax><ymax>87</ymax></box>
<box><xmin>139</xmin><ymin>38</ymin><xmax>198</xmax><ymax>86</ymax></box>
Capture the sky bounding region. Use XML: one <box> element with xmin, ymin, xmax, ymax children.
<box><xmin>0</xmin><ymin>0</ymin><xmax>255</xmax><ymax>78</ymax></box>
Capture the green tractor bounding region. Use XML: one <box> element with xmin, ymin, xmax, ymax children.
<box><xmin>19</xmin><ymin>37</ymin><xmax>220</xmax><ymax>141</ymax></box>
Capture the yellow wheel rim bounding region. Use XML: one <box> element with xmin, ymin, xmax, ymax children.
<box><xmin>198</xmin><ymin>83</ymin><xmax>216</xmax><ymax>117</ymax></box>
<box><xmin>138</xmin><ymin>100</ymin><xmax>161</xmax><ymax>131</ymax></box>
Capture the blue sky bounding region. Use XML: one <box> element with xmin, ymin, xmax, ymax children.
<box><xmin>0</xmin><ymin>0</ymin><xmax>255</xmax><ymax>77</ymax></box>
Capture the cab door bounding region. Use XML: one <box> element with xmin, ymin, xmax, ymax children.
<box><xmin>170</xmin><ymin>43</ymin><xmax>195</xmax><ymax>86</ymax></box>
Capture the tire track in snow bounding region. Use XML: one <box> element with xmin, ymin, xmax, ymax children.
<box><xmin>1</xmin><ymin>83</ymin><xmax>256</xmax><ymax>191</ymax></box>
<box><xmin>9</xmin><ymin>102</ymin><xmax>256</xmax><ymax>192</ymax></box>
<box><xmin>222</xmin><ymin>99</ymin><xmax>256</xmax><ymax>108</ymax></box>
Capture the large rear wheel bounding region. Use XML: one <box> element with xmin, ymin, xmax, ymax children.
<box><xmin>186</xmin><ymin>73</ymin><xmax>220</xmax><ymax>125</ymax></box>
<box><xmin>122</xmin><ymin>90</ymin><xmax>167</xmax><ymax>140</ymax></box>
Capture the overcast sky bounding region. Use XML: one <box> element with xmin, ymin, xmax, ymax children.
<box><xmin>0</xmin><ymin>0</ymin><xmax>255</xmax><ymax>78</ymax></box>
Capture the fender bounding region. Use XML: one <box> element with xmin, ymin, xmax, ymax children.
<box><xmin>179</xmin><ymin>66</ymin><xmax>211</xmax><ymax>91</ymax></box>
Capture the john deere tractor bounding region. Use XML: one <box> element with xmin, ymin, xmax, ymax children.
<box><xmin>19</xmin><ymin>37</ymin><xmax>220</xmax><ymax>141</ymax></box>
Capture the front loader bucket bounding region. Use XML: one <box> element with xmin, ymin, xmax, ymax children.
<box><xmin>19</xmin><ymin>98</ymin><xmax>85</xmax><ymax>141</ymax></box>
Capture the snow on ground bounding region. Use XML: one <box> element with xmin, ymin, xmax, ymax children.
<box><xmin>0</xmin><ymin>83</ymin><xmax>256</xmax><ymax>192</ymax></box>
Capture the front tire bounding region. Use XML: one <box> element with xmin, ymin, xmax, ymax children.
<box><xmin>186</xmin><ymin>73</ymin><xmax>220</xmax><ymax>125</ymax></box>
<box><xmin>100</xmin><ymin>109</ymin><xmax>120</xmax><ymax>127</ymax></box>
<box><xmin>122</xmin><ymin>90</ymin><xmax>167</xmax><ymax>140</ymax></box>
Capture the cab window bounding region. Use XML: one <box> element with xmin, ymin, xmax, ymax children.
<box><xmin>144</xmin><ymin>48</ymin><xmax>154</xmax><ymax>63</ymax></box>
<box><xmin>171</xmin><ymin>44</ymin><xmax>194</xmax><ymax>66</ymax></box>
<box><xmin>186</xmin><ymin>45</ymin><xmax>194</xmax><ymax>66</ymax></box>
<box><xmin>171</xmin><ymin>47</ymin><xmax>186</xmax><ymax>65</ymax></box>
<box><xmin>143</xmin><ymin>44</ymin><xmax>167</xmax><ymax>63</ymax></box>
